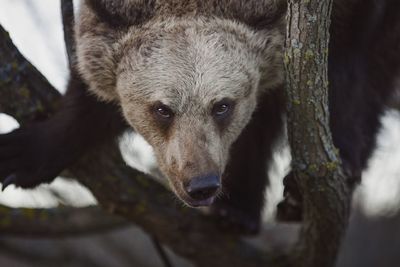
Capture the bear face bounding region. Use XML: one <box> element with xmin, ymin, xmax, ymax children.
<box><xmin>115</xmin><ymin>18</ymin><xmax>283</xmax><ymax>206</ymax></box>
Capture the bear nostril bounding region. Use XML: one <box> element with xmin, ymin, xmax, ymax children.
<box><xmin>189</xmin><ymin>186</ymin><xmax>218</xmax><ymax>200</ymax></box>
<box><xmin>185</xmin><ymin>174</ymin><xmax>220</xmax><ymax>200</ymax></box>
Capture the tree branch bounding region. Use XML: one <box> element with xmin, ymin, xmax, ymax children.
<box><xmin>284</xmin><ymin>1</ymin><xmax>351</xmax><ymax>267</ymax></box>
<box><xmin>0</xmin><ymin>25</ymin><xmax>60</xmax><ymax>122</ymax></box>
<box><xmin>0</xmin><ymin>204</ymin><xmax>128</xmax><ymax>238</ymax></box>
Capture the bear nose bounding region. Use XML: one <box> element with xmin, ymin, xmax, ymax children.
<box><xmin>185</xmin><ymin>174</ymin><xmax>220</xmax><ymax>201</ymax></box>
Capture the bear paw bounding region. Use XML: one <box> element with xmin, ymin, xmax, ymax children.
<box><xmin>0</xmin><ymin>127</ymin><xmax>62</xmax><ymax>190</ymax></box>
<box><xmin>209</xmin><ymin>202</ymin><xmax>261</xmax><ymax>235</ymax></box>
<box><xmin>276</xmin><ymin>171</ymin><xmax>303</xmax><ymax>222</ymax></box>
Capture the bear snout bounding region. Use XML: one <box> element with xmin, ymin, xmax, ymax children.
<box><xmin>182</xmin><ymin>174</ymin><xmax>220</xmax><ymax>207</ymax></box>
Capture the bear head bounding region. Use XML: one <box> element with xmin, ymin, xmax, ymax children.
<box><xmin>115</xmin><ymin>17</ymin><xmax>283</xmax><ymax>206</ymax></box>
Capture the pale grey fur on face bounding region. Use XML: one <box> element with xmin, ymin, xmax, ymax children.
<box><xmin>75</xmin><ymin>1</ymin><xmax>284</xmax><ymax>205</ymax></box>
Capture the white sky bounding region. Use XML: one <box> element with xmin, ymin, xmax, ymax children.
<box><xmin>0</xmin><ymin>0</ymin><xmax>68</xmax><ymax>92</ymax></box>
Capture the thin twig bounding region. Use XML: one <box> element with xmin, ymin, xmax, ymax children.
<box><xmin>61</xmin><ymin>0</ymin><xmax>76</xmax><ymax>70</ymax></box>
<box><xmin>151</xmin><ymin>236</ymin><xmax>173</xmax><ymax>267</ymax></box>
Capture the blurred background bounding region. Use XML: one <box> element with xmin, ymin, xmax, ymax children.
<box><xmin>0</xmin><ymin>0</ymin><xmax>400</xmax><ymax>266</ymax></box>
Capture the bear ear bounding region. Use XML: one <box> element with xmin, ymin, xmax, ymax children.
<box><xmin>76</xmin><ymin>31</ymin><xmax>120</xmax><ymax>102</ymax></box>
<box><xmin>85</xmin><ymin>0</ymin><xmax>156</xmax><ymax>28</ymax></box>
<box><xmin>227</xmin><ymin>0</ymin><xmax>287</xmax><ymax>30</ymax></box>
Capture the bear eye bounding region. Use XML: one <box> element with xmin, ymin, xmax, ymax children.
<box><xmin>214</xmin><ymin>104</ymin><xmax>229</xmax><ymax>116</ymax></box>
<box><xmin>153</xmin><ymin>102</ymin><xmax>174</xmax><ymax>120</ymax></box>
<box><xmin>212</xmin><ymin>99</ymin><xmax>234</xmax><ymax>119</ymax></box>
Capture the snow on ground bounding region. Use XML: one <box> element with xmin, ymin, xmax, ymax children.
<box><xmin>354</xmin><ymin>110</ymin><xmax>400</xmax><ymax>216</ymax></box>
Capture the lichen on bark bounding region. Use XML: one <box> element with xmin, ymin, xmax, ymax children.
<box><xmin>284</xmin><ymin>1</ymin><xmax>352</xmax><ymax>267</ymax></box>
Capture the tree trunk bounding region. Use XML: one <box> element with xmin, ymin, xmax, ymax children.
<box><xmin>284</xmin><ymin>1</ymin><xmax>352</xmax><ymax>267</ymax></box>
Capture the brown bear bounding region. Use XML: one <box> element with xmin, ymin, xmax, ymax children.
<box><xmin>1</xmin><ymin>0</ymin><xmax>399</xmax><ymax>233</ymax></box>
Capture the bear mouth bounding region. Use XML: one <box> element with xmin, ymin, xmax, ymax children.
<box><xmin>173</xmin><ymin>185</ymin><xmax>219</xmax><ymax>207</ymax></box>
<box><xmin>183</xmin><ymin>195</ymin><xmax>216</xmax><ymax>207</ymax></box>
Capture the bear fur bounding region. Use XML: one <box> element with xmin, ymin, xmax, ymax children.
<box><xmin>1</xmin><ymin>0</ymin><xmax>399</xmax><ymax>233</ymax></box>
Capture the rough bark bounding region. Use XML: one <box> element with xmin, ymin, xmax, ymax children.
<box><xmin>0</xmin><ymin>205</ymin><xmax>128</xmax><ymax>238</ymax></box>
<box><xmin>0</xmin><ymin>26</ymin><xmax>61</xmax><ymax>122</ymax></box>
<box><xmin>284</xmin><ymin>1</ymin><xmax>351</xmax><ymax>267</ymax></box>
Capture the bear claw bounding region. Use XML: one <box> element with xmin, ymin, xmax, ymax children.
<box><xmin>2</xmin><ymin>174</ymin><xmax>17</xmax><ymax>191</ymax></box>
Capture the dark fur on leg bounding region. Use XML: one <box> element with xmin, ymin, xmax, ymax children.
<box><xmin>211</xmin><ymin>88</ymin><xmax>285</xmax><ymax>234</ymax></box>
<box><xmin>329</xmin><ymin>0</ymin><xmax>400</xmax><ymax>186</ymax></box>
<box><xmin>0</xmin><ymin>73</ymin><xmax>127</xmax><ymax>189</ymax></box>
